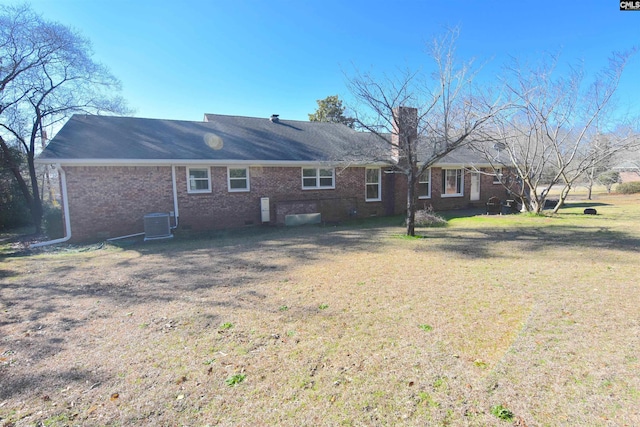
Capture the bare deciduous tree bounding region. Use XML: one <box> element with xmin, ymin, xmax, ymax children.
<box><xmin>475</xmin><ymin>51</ymin><xmax>638</xmax><ymax>213</ymax></box>
<box><xmin>347</xmin><ymin>28</ymin><xmax>503</xmax><ymax>236</ymax></box>
<box><xmin>0</xmin><ymin>4</ymin><xmax>129</xmax><ymax>233</ymax></box>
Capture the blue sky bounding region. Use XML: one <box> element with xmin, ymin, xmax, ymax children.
<box><xmin>18</xmin><ymin>0</ymin><xmax>640</xmax><ymax>122</ymax></box>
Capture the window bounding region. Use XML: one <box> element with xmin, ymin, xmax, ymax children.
<box><xmin>365</xmin><ymin>168</ymin><xmax>381</xmax><ymax>201</ymax></box>
<box><xmin>228</xmin><ymin>167</ymin><xmax>249</xmax><ymax>192</ymax></box>
<box><xmin>418</xmin><ymin>169</ymin><xmax>431</xmax><ymax>199</ymax></box>
<box><xmin>187</xmin><ymin>167</ymin><xmax>211</xmax><ymax>193</ymax></box>
<box><xmin>302</xmin><ymin>167</ymin><xmax>335</xmax><ymax>189</ymax></box>
<box><xmin>442</xmin><ymin>168</ymin><xmax>463</xmax><ymax>196</ymax></box>
<box><xmin>493</xmin><ymin>167</ymin><xmax>503</xmax><ymax>184</ymax></box>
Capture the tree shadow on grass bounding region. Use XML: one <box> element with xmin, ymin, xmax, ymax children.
<box><xmin>560</xmin><ymin>201</ymin><xmax>611</xmax><ymax>209</ymax></box>
<box><xmin>0</xmin><ymin>222</ymin><xmax>390</xmax><ymax>382</ymax></box>
<box><xmin>0</xmin><ymin>207</ymin><xmax>637</xmax><ymax>419</ymax></box>
<box><xmin>0</xmin><ymin>267</ymin><xmax>18</xmax><ymax>278</ymax></box>
<box><xmin>0</xmin><ymin>366</ymin><xmax>103</xmax><ymax>400</ymax></box>
<box><xmin>111</xmin><ymin>220</ymin><xmax>395</xmax><ymax>271</ymax></box>
<box><xmin>420</xmin><ymin>224</ymin><xmax>640</xmax><ymax>260</ymax></box>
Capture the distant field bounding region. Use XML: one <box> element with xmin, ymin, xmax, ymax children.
<box><xmin>1</xmin><ymin>194</ymin><xmax>639</xmax><ymax>426</ymax></box>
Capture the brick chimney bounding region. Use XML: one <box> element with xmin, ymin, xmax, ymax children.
<box><xmin>391</xmin><ymin>106</ymin><xmax>418</xmax><ymax>164</ymax></box>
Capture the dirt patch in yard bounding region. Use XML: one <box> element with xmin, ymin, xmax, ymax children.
<box><xmin>1</xmin><ymin>197</ymin><xmax>640</xmax><ymax>426</ymax></box>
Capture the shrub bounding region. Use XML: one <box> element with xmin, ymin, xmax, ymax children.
<box><xmin>0</xmin><ymin>176</ymin><xmax>31</xmax><ymax>230</ymax></box>
<box><xmin>0</xmin><ymin>192</ymin><xmax>31</xmax><ymax>230</ymax></box>
<box><xmin>1</xmin><ymin>146</ymin><xmax>32</xmax><ymax>230</ymax></box>
<box><xmin>43</xmin><ymin>205</ymin><xmax>64</xmax><ymax>238</ymax></box>
<box><xmin>616</xmin><ymin>181</ymin><xmax>640</xmax><ymax>194</ymax></box>
<box><xmin>414</xmin><ymin>205</ymin><xmax>447</xmax><ymax>227</ymax></box>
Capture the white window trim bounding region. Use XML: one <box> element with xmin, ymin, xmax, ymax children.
<box><xmin>186</xmin><ymin>166</ymin><xmax>211</xmax><ymax>194</ymax></box>
<box><xmin>493</xmin><ymin>167</ymin><xmax>503</xmax><ymax>184</ymax></box>
<box><xmin>418</xmin><ymin>168</ymin><xmax>431</xmax><ymax>199</ymax></box>
<box><xmin>227</xmin><ymin>167</ymin><xmax>250</xmax><ymax>192</ymax></box>
<box><xmin>441</xmin><ymin>168</ymin><xmax>464</xmax><ymax>198</ymax></box>
<box><xmin>301</xmin><ymin>167</ymin><xmax>335</xmax><ymax>190</ymax></box>
<box><xmin>365</xmin><ymin>167</ymin><xmax>382</xmax><ymax>202</ymax></box>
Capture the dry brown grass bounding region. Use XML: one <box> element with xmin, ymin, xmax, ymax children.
<box><xmin>1</xmin><ymin>194</ymin><xmax>639</xmax><ymax>426</ymax></box>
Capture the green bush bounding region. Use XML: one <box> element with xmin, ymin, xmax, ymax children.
<box><xmin>616</xmin><ymin>181</ymin><xmax>640</xmax><ymax>194</ymax></box>
<box><xmin>43</xmin><ymin>205</ymin><xmax>64</xmax><ymax>238</ymax></box>
<box><xmin>0</xmin><ymin>192</ymin><xmax>31</xmax><ymax>230</ymax></box>
<box><xmin>0</xmin><ymin>170</ymin><xmax>31</xmax><ymax>230</ymax></box>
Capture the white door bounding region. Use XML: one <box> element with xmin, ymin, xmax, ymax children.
<box><xmin>470</xmin><ymin>172</ymin><xmax>480</xmax><ymax>201</ymax></box>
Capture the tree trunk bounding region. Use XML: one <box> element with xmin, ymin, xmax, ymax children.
<box><xmin>524</xmin><ymin>180</ymin><xmax>544</xmax><ymax>214</ymax></box>
<box><xmin>586</xmin><ymin>166</ymin><xmax>595</xmax><ymax>200</ymax></box>
<box><xmin>533</xmin><ymin>200</ymin><xmax>543</xmax><ymax>214</ymax></box>
<box><xmin>27</xmin><ymin>151</ymin><xmax>43</xmax><ymax>234</ymax></box>
<box><xmin>552</xmin><ymin>185</ymin><xmax>571</xmax><ymax>214</ymax></box>
<box><xmin>405</xmin><ymin>171</ymin><xmax>416</xmax><ymax>236</ymax></box>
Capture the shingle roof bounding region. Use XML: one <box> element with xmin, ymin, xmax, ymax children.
<box><xmin>37</xmin><ymin>113</ymin><xmax>494</xmax><ymax>166</ymax></box>
<box><xmin>438</xmin><ymin>144</ymin><xmax>497</xmax><ymax>165</ymax></box>
<box><xmin>38</xmin><ymin>114</ymin><xmax>376</xmax><ymax>163</ymax></box>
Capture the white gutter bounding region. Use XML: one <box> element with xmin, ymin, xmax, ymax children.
<box><xmin>33</xmin><ymin>158</ymin><xmax>387</xmax><ymax>168</ymax></box>
<box><xmin>30</xmin><ymin>164</ymin><xmax>177</xmax><ymax>247</ymax></box>
<box><xmin>35</xmin><ymin>158</ymin><xmax>499</xmax><ymax>170</ymax></box>
<box><xmin>31</xmin><ymin>165</ymin><xmax>72</xmax><ymax>248</ymax></box>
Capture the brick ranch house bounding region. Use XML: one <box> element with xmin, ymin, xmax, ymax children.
<box><xmin>35</xmin><ymin>109</ymin><xmax>512</xmax><ymax>243</ymax></box>
<box><xmin>614</xmin><ymin>162</ymin><xmax>640</xmax><ymax>184</ymax></box>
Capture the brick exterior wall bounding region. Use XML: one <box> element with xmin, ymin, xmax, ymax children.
<box><xmin>62</xmin><ymin>164</ymin><xmax>514</xmax><ymax>242</ymax></box>
<box><xmin>64</xmin><ymin>166</ymin><xmax>174</xmax><ymax>241</ymax></box>
<box><xmin>620</xmin><ymin>171</ymin><xmax>640</xmax><ymax>183</ymax></box>
<box><xmin>173</xmin><ymin>166</ymin><xmax>395</xmax><ymax>231</ymax></box>
<box><xmin>427</xmin><ymin>167</ymin><xmax>511</xmax><ymax>210</ymax></box>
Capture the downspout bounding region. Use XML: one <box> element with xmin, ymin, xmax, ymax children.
<box><xmin>171</xmin><ymin>165</ymin><xmax>179</xmax><ymax>229</ymax></box>
<box><xmin>33</xmin><ymin>165</ymin><xmax>179</xmax><ymax>247</ymax></box>
<box><xmin>31</xmin><ymin>165</ymin><xmax>72</xmax><ymax>248</ymax></box>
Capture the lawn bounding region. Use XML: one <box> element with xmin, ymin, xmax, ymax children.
<box><xmin>1</xmin><ymin>194</ymin><xmax>639</xmax><ymax>426</ymax></box>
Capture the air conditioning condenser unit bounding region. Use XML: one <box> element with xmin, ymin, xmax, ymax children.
<box><xmin>144</xmin><ymin>213</ymin><xmax>173</xmax><ymax>241</ymax></box>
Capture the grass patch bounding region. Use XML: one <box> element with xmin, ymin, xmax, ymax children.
<box><xmin>394</xmin><ymin>233</ymin><xmax>429</xmax><ymax>241</ymax></box>
<box><xmin>490</xmin><ymin>404</ymin><xmax>514</xmax><ymax>421</ymax></box>
<box><xmin>1</xmin><ymin>194</ymin><xmax>639</xmax><ymax>426</ymax></box>
<box><xmin>225</xmin><ymin>373</ymin><xmax>246</xmax><ymax>386</ymax></box>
